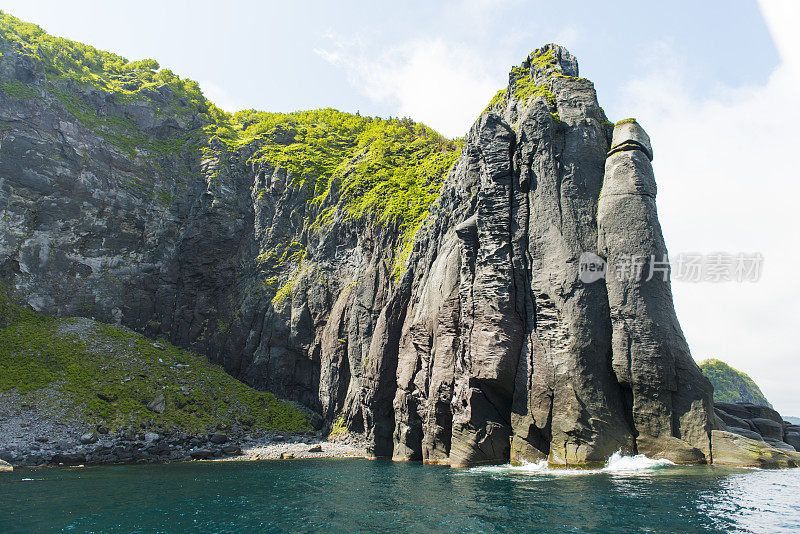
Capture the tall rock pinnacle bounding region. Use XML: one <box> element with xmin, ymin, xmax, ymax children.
<box><xmin>598</xmin><ymin>119</ymin><xmax>714</xmax><ymax>462</ymax></box>
<box><xmin>374</xmin><ymin>46</ymin><xmax>715</xmax><ymax>465</ymax></box>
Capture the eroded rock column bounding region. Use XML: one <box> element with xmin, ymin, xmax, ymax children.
<box><xmin>598</xmin><ymin>119</ymin><xmax>714</xmax><ymax>463</ymax></box>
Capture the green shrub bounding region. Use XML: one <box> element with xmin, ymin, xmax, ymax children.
<box><xmin>700</xmin><ymin>358</ymin><xmax>772</xmax><ymax>407</ymax></box>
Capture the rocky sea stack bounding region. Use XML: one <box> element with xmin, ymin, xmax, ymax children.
<box><xmin>0</xmin><ymin>14</ymin><xmax>797</xmax><ymax>468</ymax></box>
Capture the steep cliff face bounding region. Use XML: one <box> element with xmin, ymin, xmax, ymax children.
<box><xmin>598</xmin><ymin>120</ymin><xmax>713</xmax><ymax>462</ymax></box>
<box><xmin>367</xmin><ymin>45</ymin><xmax>714</xmax><ymax>466</ymax></box>
<box><xmin>0</xmin><ymin>15</ymin><xmax>716</xmax><ymax>466</ymax></box>
<box><xmin>0</xmin><ymin>13</ymin><xmax>458</xmax><ymax>421</ymax></box>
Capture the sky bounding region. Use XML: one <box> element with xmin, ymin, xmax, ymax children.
<box><xmin>2</xmin><ymin>1</ymin><xmax>799</xmax><ymax>415</ymax></box>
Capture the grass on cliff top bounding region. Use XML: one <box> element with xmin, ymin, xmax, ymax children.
<box><xmin>1</xmin><ymin>11</ymin><xmax>463</xmax><ymax>281</ymax></box>
<box><xmin>0</xmin><ymin>286</ymin><xmax>311</xmax><ymax>434</ymax></box>
<box><xmin>0</xmin><ymin>10</ymin><xmax>214</xmax><ymax>194</ymax></box>
<box><xmin>210</xmin><ymin>108</ymin><xmax>463</xmax><ymax>278</ymax></box>
<box><xmin>0</xmin><ymin>11</ymin><xmax>208</xmax><ymax>117</ymax></box>
<box><xmin>213</xmin><ymin>109</ymin><xmax>461</xmax><ymax>222</ymax></box>
<box><xmin>484</xmin><ymin>48</ymin><xmax>559</xmax><ymax>122</ymax></box>
<box><xmin>700</xmin><ymin>358</ymin><xmax>772</xmax><ymax>407</ymax></box>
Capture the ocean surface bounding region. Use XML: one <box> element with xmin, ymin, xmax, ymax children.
<box><xmin>2</xmin><ymin>454</ymin><xmax>800</xmax><ymax>533</ymax></box>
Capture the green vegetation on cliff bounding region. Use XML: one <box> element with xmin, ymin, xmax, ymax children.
<box><xmin>0</xmin><ymin>11</ymin><xmax>462</xmax><ymax>279</ymax></box>
<box><xmin>484</xmin><ymin>48</ymin><xmax>560</xmax><ymax>122</ymax></box>
<box><xmin>700</xmin><ymin>359</ymin><xmax>772</xmax><ymax>407</ymax></box>
<box><xmin>509</xmin><ymin>66</ymin><xmax>557</xmax><ymax>109</ymax></box>
<box><xmin>211</xmin><ymin>108</ymin><xmax>462</xmax><ymax>276</ymax></box>
<box><xmin>0</xmin><ymin>12</ymin><xmax>218</xmax><ymax>216</ymax></box>
<box><xmin>0</xmin><ymin>285</ymin><xmax>311</xmax><ymax>433</ymax></box>
<box><xmin>0</xmin><ymin>11</ymin><xmax>207</xmax><ymax>116</ymax></box>
<box><xmin>0</xmin><ymin>282</ymin><xmax>37</xmax><ymax>328</ymax></box>
<box><xmin>0</xmin><ymin>10</ymin><xmax>220</xmax><ymax>176</ymax></box>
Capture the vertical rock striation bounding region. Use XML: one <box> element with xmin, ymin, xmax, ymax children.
<box><xmin>364</xmin><ymin>45</ymin><xmax>713</xmax><ymax>466</ymax></box>
<box><xmin>386</xmin><ymin>48</ymin><xmax>626</xmax><ymax>465</ymax></box>
<box><xmin>0</xmin><ymin>23</ymin><xmax>717</xmax><ymax>467</ymax></box>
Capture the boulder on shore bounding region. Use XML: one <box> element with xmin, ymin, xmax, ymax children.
<box><xmin>711</xmin><ymin>430</ymin><xmax>799</xmax><ymax>468</ymax></box>
<box><xmin>146</xmin><ymin>394</ymin><xmax>166</xmax><ymax>414</ymax></box>
<box><xmin>714</xmin><ymin>402</ymin><xmax>798</xmax><ymax>454</ymax></box>
<box><xmin>209</xmin><ymin>433</ymin><xmax>228</xmax><ymax>444</ymax></box>
<box><xmin>0</xmin><ymin>459</ymin><xmax>12</xmax><ymax>472</ymax></box>
<box><xmin>80</xmin><ymin>431</ymin><xmax>99</xmax><ymax>445</ymax></box>
<box><xmin>222</xmin><ymin>445</ymin><xmax>241</xmax><ymax>455</ymax></box>
<box><xmin>189</xmin><ymin>448</ymin><xmax>213</xmax><ymax>460</ymax></box>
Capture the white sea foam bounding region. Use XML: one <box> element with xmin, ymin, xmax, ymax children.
<box><xmin>469</xmin><ymin>451</ymin><xmax>675</xmax><ymax>477</ymax></box>
<box><xmin>602</xmin><ymin>451</ymin><xmax>675</xmax><ymax>474</ymax></box>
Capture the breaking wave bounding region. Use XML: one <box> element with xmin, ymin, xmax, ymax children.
<box><xmin>470</xmin><ymin>451</ymin><xmax>675</xmax><ymax>476</ymax></box>
<box><xmin>603</xmin><ymin>451</ymin><xmax>675</xmax><ymax>473</ymax></box>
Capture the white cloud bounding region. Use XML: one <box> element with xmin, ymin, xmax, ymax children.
<box><xmin>313</xmin><ymin>1</ymin><xmax>581</xmax><ymax>138</ymax></box>
<box><xmin>199</xmin><ymin>79</ymin><xmax>242</xmax><ymax>113</ymax></box>
<box><xmin>441</xmin><ymin>0</ymin><xmax>523</xmax><ymax>36</ymax></box>
<box><xmin>759</xmin><ymin>0</ymin><xmax>800</xmax><ymax>85</ymax></box>
<box><xmin>315</xmin><ymin>35</ymin><xmax>503</xmax><ymax>137</ymax></box>
<box><xmin>553</xmin><ymin>25</ymin><xmax>580</xmax><ymax>49</ymax></box>
<box><xmin>616</xmin><ymin>21</ymin><xmax>800</xmax><ymax>414</ymax></box>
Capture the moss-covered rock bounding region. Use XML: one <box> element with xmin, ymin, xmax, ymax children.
<box><xmin>700</xmin><ymin>359</ymin><xmax>772</xmax><ymax>406</ymax></box>
<box><xmin>0</xmin><ymin>291</ymin><xmax>311</xmax><ymax>434</ymax></box>
<box><xmin>0</xmin><ymin>282</ymin><xmax>36</xmax><ymax>328</ymax></box>
<box><xmin>711</xmin><ymin>430</ymin><xmax>799</xmax><ymax>468</ymax></box>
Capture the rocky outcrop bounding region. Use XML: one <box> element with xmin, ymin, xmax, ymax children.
<box><xmin>598</xmin><ymin>120</ymin><xmax>713</xmax><ymax>463</ymax></box>
<box><xmin>711</xmin><ymin>430</ymin><xmax>800</xmax><ymax>468</ymax></box>
<box><xmin>786</xmin><ymin>424</ymin><xmax>800</xmax><ymax>451</ymax></box>
<box><xmin>367</xmin><ymin>47</ymin><xmax>715</xmax><ymax>466</ymax></box>
<box><xmin>0</xmin><ymin>26</ymin><xmax>728</xmax><ymax>468</ymax></box>
<box><xmin>714</xmin><ymin>402</ymin><xmax>799</xmax><ymax>452</ymax></box>
<box><xmin>708</xmin><ymin>402</ymin><xmax>800</xmax><ymax>468</ymax></box>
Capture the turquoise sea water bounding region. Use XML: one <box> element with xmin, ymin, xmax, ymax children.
<box><xmin>2</xmin><ymin>456</ymin><xmax>800</xmax><ymax>533</ymax></box>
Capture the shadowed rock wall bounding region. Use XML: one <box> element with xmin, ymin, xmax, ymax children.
<box><xmin>0</xmin><ymin>41</ymin><xmax>716</xmax><ymax>465</ymax></box>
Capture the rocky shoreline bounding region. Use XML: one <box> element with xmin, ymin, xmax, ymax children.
<box><xmin>1</xmin><ymin>381</ymin><xmax>797</xmax><ymax>471</ymax></box>
<box><xmin>221</xmin><ymin>438</ymin><xmax>366</xmax><ymax>462</ymax></box>
<box><xmin>3</xmin><ymin>412</ymin><xmax>799</xmax><ymax>470</ymax></box>
<box><xmin>0</xmin><ymin>429</ymin><xmax>367</xmax><ymax>469</ymax></box>
<box><xmin>0</xmin><ymin>390</ymin><xmax>366</xmax><ymax>469</ymax></box>
<box><xmin>3</xmin><ymin>398</ymin><xmax>799</xmax><ymax>470</ymax></box>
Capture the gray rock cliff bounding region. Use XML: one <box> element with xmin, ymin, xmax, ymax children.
<box><xmin>0</xmin><ymin>33</ymin><xmax>722</xmax><ymax>466</ymax></box>
<box><xmin>371</xmin><ymin>47</ymin><xmax>715</xmax><ymax>466</ymax></box>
